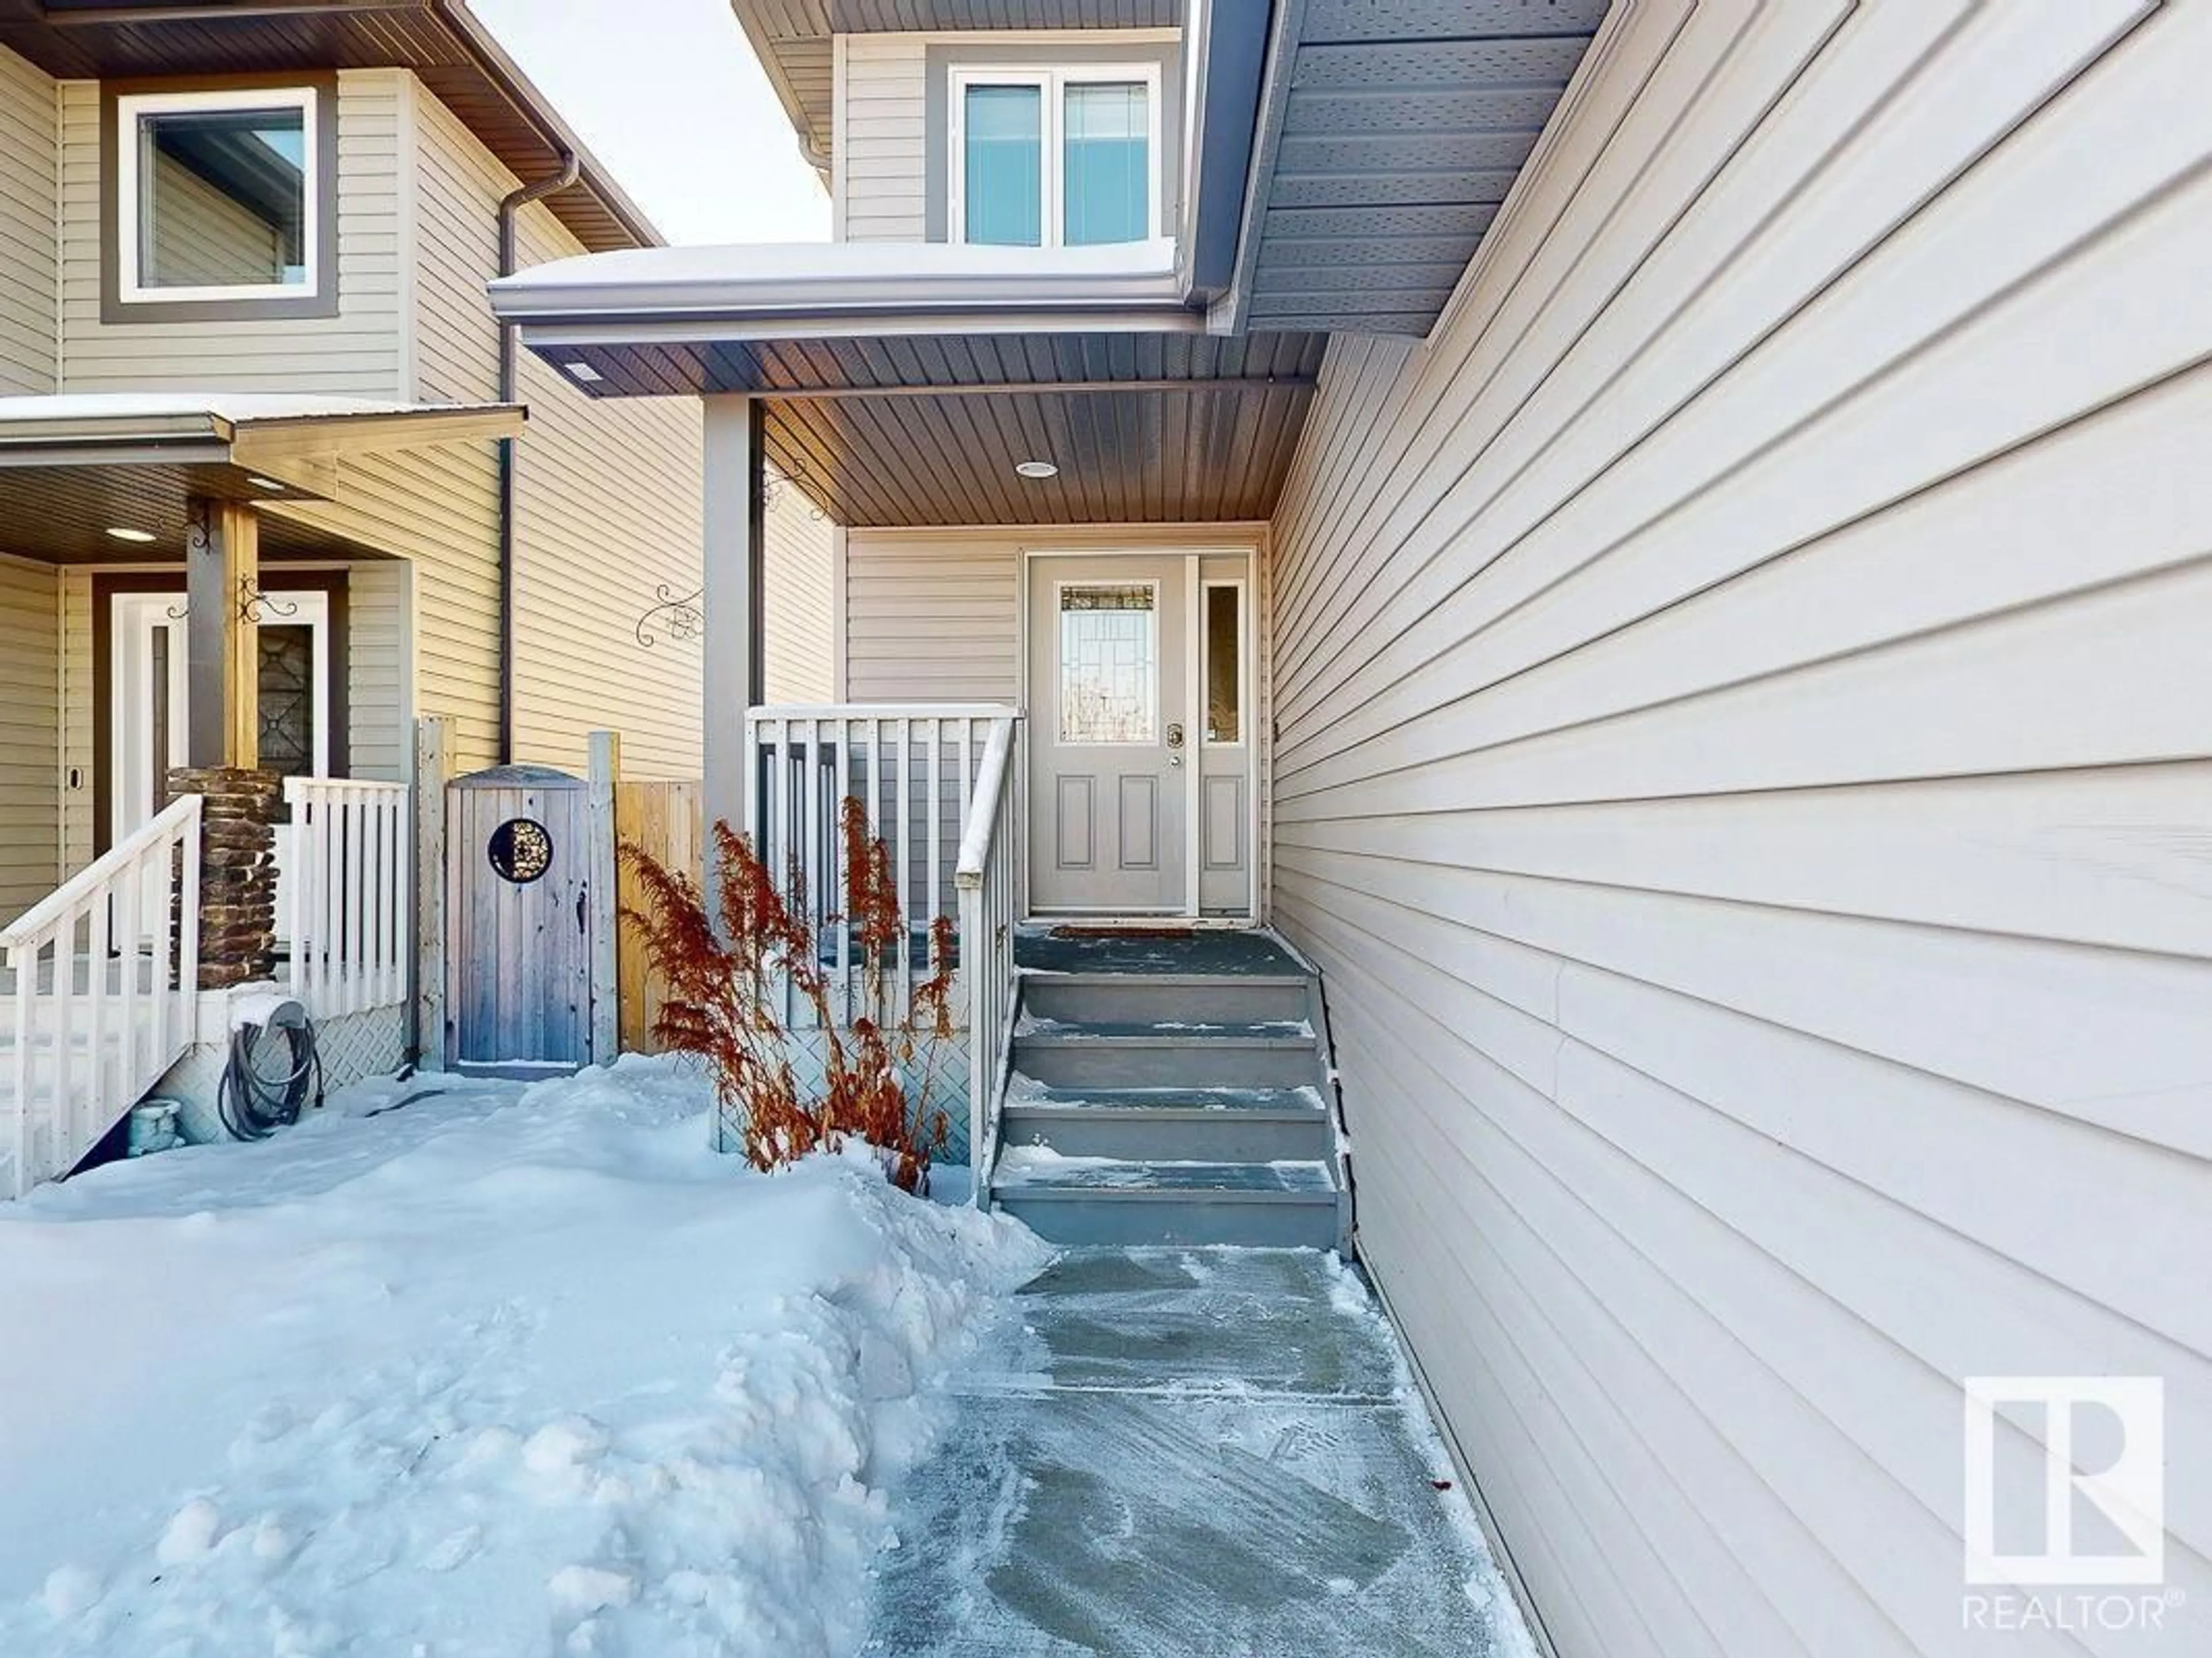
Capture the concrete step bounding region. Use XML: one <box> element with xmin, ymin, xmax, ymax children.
<box><xmin>1020</xmin><ymin>972</ymin><xmax>1312</xmax><ymax>1030</ymax></box>
<box><xmin>1001</xmin><ymin>1082</ymin><xmax>1334</xmax><ymax>1162</ymax></box>
<box><xmin>1012</xmin><ymin>1019</ymin><xmax>1323</xmax><ymax>1090</ymax></box>
<box><xmin>990</xmin><ymin>1152</ymin><xmax>1343</xmax><ymax>1247</ymax></box>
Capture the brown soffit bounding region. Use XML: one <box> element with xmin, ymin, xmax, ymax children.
<box><xmin>0</xmin><ymin>0</ymin><xmax>662</xmax><ymax>252</ymax></box>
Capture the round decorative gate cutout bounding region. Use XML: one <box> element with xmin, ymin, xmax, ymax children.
<box><xmin>487</xmin><ymin>817</ymin><xmax>554</xmax><ymax>885</ymax></box>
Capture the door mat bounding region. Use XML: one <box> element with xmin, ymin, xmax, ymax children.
<box><xmin>1047</xmin><ymin>925</ymin><xmax>1192</xmax><ymax>940</ymax></box>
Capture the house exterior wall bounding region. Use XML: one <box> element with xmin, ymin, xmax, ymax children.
<box><xmin>0</xmin><ymin>556</ymin><xmax>59</xmax><ymax>923</ymax></box>
<box><xmin>763</xmin><ymin>478</ymin><xmax>835</xmax><ymax>703</ymax></box>
<box><xmin>1263</xmin><ymin>5</ymin><xmax>2212</xmax><ymax>1656</ymax></box>
<box><xmin>831</xmin><ymin>31</ymin><xmax>1181</xmax><ymax>245</ymax></box>
<box><xmin>834</xmin><ymin>36</ymin><xmax>927</xmax><ymax>244</ymax></box>
<box><xmin>56</xmin><ymin>70</ymin><xmax>406</xmax><ymax>395</ymax></box>
<box><xmin>0</xmin><ymin>45</ymin><xmax>56</xmax><ymax>395</ymax></box>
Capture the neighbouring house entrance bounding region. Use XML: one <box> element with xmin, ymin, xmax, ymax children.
<box><xmin>1025</xmin><ymin>551</ymin><xmax>1253</xmax><ymax>917</ymax></box>
<box><xmin>107</xmin><ymin>586</ymin><xmax>336</xmax><ymax>931</ymax></box>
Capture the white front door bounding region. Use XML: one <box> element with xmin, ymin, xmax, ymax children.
<box><xmin>110</xmin><ymin>590</ymin><xmax>332</xmax><ymax>929</ymax></box>
<box><xmin>1027</xmin><ymin>556</ymin><xmax>1198</xmax><ymax>915</ymax></box>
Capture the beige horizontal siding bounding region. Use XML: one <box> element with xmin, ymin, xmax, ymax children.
<box><xmin>58</xmin><ymin>71</ymin><xmax>404</xmax><ymax>396</ymax></box>
<box><xmin>764</xmin><ymin>476</ymin><xmax>835</xmax><ymax>703</ymax></box>
<box><xmin>387</xmin><ymin>81</ymin><xmax>706</xmax><ymax>782</ymax></box>
<box><xmin>346</xmin><ymin>558</ymin><xmax>410</xmax><ymax>781</ymax></box>
<box><xmin>835</xmin><ymin>35</ymin><xmax>926</xmax><ymax>243</ymax></box>
<box><xmin>0</xmin><ymin>46</ymin><xmax>55</xmax><ymax>395</ymax></box>
<box><xmin>1266</xmin><ymin>4</ymin><xmax>2212</xmax><ymax>1657</ymax></box>
<box><xmin>0</xmin><ymin>555</ymin><xmax>59</xmax><ymax>923</ymax></box>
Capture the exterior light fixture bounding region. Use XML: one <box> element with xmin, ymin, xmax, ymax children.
<box><xmin>1014</xmin><ymin>459</ymin><xmax>1059</xmax><ymax>480</ymax></box>
<box><xmin>105</xmin><ymin>526</ymin><xmax>158</xmax><ymax>543</ymax></box>
<box><xmin>563</xmin><ymin>361</ymin><xmax>604</xmax><ymax>383</ymax></box>
<box><xmin>247</xmin><ymin>476</ymin><xmax>286</xmax><ymax>491</ymax></box>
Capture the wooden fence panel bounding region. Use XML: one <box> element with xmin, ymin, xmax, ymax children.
<box><xmin>615</xmin><ymin>780</ymin><xmax>704</xmax><ymax>1054</ymax></box>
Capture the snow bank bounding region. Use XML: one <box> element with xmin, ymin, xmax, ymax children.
<box><xmin>0</xmin><ymin>1057</ymin><xmax>1049</xmax><ymax>1657</ymax></box>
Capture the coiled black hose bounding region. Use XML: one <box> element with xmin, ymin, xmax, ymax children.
<box><xmin>217</xmin><ymin>1014</ymin><xmax>324</xmax><ymax>1141</ymax></box>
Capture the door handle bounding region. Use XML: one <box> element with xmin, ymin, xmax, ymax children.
<box><xmin>1168</xmin><ymin>755</ymin><xmax>1183</xmax><ymax>768</ymax></box>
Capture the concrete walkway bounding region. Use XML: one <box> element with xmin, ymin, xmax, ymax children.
<box><xmin>862</xmin><ymin>1248</ymin><xmax>1532</xmax><ymax>1657</ymax></box>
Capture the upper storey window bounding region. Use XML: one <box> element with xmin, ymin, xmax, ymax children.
<box><xmin>109</xmin><ymin>84</ymin><xmax>335</xmax><ymax>319</ymax></box>
<box><xmin>952</xmin><ymin>67</ymin><xmax>1158</xmax><ymax>247</ymax></box>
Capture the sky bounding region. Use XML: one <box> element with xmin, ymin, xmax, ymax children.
<box><xmin>469</xmin><ymin>0</ymin><xmax>831</xmax><ymax>246</ymax></box>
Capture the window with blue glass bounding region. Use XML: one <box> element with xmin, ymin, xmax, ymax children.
<box><xmin>952</xmin><ymin>68</ymin><xmax>1154</xmax><ymax>248</ymax></box>
<box><xmin>961</xmin><ymin>83</ymin><xmax>1043</xmax><ymax>246</ymax></box>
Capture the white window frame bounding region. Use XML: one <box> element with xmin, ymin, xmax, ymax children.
<box><xmin>116</xmin><ymin>85</ymin><xmax>322</xmax><ymax>306</ymax></box>
<box><xmin>948</xmin><ymin>64</ymin><xmax>1164</xmax><ymax>248</ymax></box>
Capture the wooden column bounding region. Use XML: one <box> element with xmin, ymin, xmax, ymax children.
<box><xmin>414</xmin><ymin>715</ymin><xmax>452</xmax><ymax>1071</ymax></box>
<box><xmin>184</xmin><ymin>496</ymin><xmax>260</xmax><ymax>769</ymax></box>
<box><xmin>585</xmin><ymin>729</ymin><xmax>622</xmax><ymax>1064</ymax></box>
<box><xmin>702</xmin><ymin>394</ymin><xmax>762</xmax><ymax>849</ymax></box>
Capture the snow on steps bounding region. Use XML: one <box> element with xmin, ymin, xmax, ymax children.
<box><xmin>990</xmin><ymin>945</ymin><xmax>1346</xmax><ymax>1248</ymax></box>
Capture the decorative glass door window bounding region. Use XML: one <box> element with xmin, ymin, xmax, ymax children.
<box><xmin>952</xmin><ymin>67</ymin><xmax>1157</xmax><ymax>247</ymax></box>
<box><xmin>1058</xmin><ymin>582</ymin><xmax>1158</xmax><ymax>743</ymax></box>
<box><xmin>118</xmin><ymin>87</ymin><xmax>319</xmax><ymax>302</ymax></box>
<box><xmin>1203</xmin><ymin>581</ymin><xmax>1243</xmax><ymax>744</ymax></box>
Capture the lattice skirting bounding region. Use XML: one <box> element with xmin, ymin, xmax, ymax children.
<box><xmin>713</xmin><ymin>1026</ymin><xmax>976</xmax><ymax>1168</ymax></box>
<box><xmin>155</xmin><ymin>1003</ymin><xmax>407</xmax><ymax>1146</ymax></box>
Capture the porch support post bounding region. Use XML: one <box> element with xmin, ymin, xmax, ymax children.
<box><xmin>702</xmin><ymin>393</ymin><xmax>764</xmax><ymax>850</ymax></box>
<box><xmin>184</xmin><ymin>495</ymin><xmax>259</xmax><ymax>769</ymax></box>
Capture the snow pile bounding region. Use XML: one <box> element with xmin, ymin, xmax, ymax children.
<box><xmin>0</xmin><ymin>1057</ymin><xmax>1048</xmax><ymax>1657</ymax></box>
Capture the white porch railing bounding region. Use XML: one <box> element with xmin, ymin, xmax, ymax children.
<box><xmin>957</xmin><ymin>716</ymin><xmax>1019</xmax><ymax>1200</ymax></box>
<box><xmin>283</xmin><ymin>778</ymin><xmax>411</xmax><ymax>1019</ymax></box>
<box><xmin>1</xmin><ymin>794</ymin><xmax>202</xmax><ymax>1198</ymax></box>
<box><xmin>745</xmin><ymin>705</ymin><xmax>1018</xmax><ymax>1015</ymax></box>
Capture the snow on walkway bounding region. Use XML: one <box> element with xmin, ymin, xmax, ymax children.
<box><xmin>0</xmin><ymin>1058</ymin><xmax>1048</xmax><ymax>1657</ymax></box>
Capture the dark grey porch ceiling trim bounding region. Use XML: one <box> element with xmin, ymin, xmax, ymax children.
<box><xmin>1217</xmin><ymin>0</ymin><xmax>1609</xmax><ymax>338</ymax></box>
<box><xmin>522</xmin><ymin>324</ymin><xmax>1325</xmax><ymax>528</ymax></box>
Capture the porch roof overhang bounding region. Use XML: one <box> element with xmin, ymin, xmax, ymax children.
<box><xmin>0</xmin><ymin>393</ymin><xmax>525</xmax><ymax>563</ymax></box>
<box><xmin>492</xmin><ymin>242</ymin><xmax>1321</xmax><ymax>526</ymax></box>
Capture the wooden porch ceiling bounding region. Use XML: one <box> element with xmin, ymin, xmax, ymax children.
<box><xmin>554</xmin><ymin>328</ymin><xmax>1326</xmax><ymax>526</ymax></box>
<box><xmin>0</xmin><ymin>464</ymin><xmax>385</xmax><ymax>563</ymax></box>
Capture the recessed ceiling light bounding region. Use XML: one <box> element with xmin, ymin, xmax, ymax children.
<box><xmin>105</xmin><ymin>526</ymin><xmax>157</xmax><ymax>544</ymax></box>
<box><xmin>563</xmin><ymin>361</ymin><xmax>604</xmax><ymax>383</ymax></box>
<box><xmin>1014</xmin><ymin>459</ymin><xmax>1059</xmax><ymax>480</ymax></box>
<box><xmin>246</xmin><ymin>476</ymin><xmax>285</xmax><ymax>491</ymax></box>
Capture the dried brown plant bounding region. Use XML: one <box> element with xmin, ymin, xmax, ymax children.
<box><xmin>619</xmin><ymin>805</ymin><xmax>953</xmax><ymax>1192</ymax></box>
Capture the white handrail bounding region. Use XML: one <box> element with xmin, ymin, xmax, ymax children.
<box><xmin>0</xmin><ymin>795</ymin><xmax>200</xmax><ymax>948</ymax></box>
<box><xmin>955</xmin><ymin>719</ymin><xmax>1014</xmax><ymax>887</ymax></box>
<box><xmin>956</xmin><ymin>717</ymin><xmax>1019</xmax><ymax>1201</ymax></box>
<box><xmin>5</xmin><ymin>792</ymin><xmax>201</xmax><ymax>1198</ymax></box>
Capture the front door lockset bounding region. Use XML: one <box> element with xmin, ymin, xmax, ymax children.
<box><xmin>1165</xmin><ymin>722</ymin><xmax>1186</xmax><ymax>750</ymax></box>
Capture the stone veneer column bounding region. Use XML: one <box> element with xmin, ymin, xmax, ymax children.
<box><xmin>167</xmin><ymin>767</ymin><xmax>283</xmax><ymax>990</ymax></box>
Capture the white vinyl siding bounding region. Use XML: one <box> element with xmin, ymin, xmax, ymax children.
<box><xmin>763</xmin><ymin>476</ymin><xmax>835</xmax><ymax>704</ymax></box>
<box><xmin>0</xmin><ymin>46</ymin><xmax>56</xmax><ymax>394</ymax></box>
<box><xmin>843</xmin><ymin>528</ymin><xmax>1020</xmax><ymax>703</ymax></box>
<box><xmin>0</xmin><ymin>555</ymin><xmax>59</xmax><ymax>923</ymax></box>
<box><xmin>346</xmin><ymin>558</ymin><xmax>411</xmax><ymax>781</ymax></box>
<box><xmin>1265</xmin><ymin>5</ymin><xmax>2212</xmax><ymax>1658</ymax></box>
<box><xmin>834</xmin><ymin>35</ymin><xmax>927</xmax><ymax>243</ymax></box>
<box><xmin>389</xmin><ymin>82</ymin><xmax>705</xmax><ymax>780</ymax></box>
<box><xmin>56</xmin><ymin>71</ymin><xmax>403</xmax><ymax>394</ymax></box>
